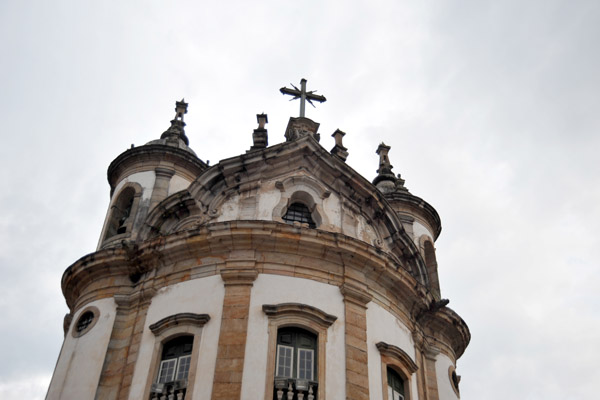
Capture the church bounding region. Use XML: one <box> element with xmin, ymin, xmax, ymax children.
<box><xmin>46</xmin><ymin>80</ymin><xmax>470</xmax><ymax>400</ymax></box>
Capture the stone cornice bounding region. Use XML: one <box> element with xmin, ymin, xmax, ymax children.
<box><xmin>376</xmin><ymin>341</ymin><xmax>419</xmax><ymax>374</ymax></box>
<box><xmin>114</xmin><ymin>287</ymin><xmax>157</xmax><ymax>310</ymax></box>
<box><xmin>220</xmin><ymin>268</ymin><xmax>258</xmax><ymax>286</ymax></box>
<box><xmin>63</xmin><ymin>221</ymin><xmax>424</xmax><ymax>310</ymax></box>
<box><xmin>417</xmin><ymin>306</ymin><xmax>471</xmax><ymax>359</ymax></box>
<box><xmin>262</xmin><ymin>303</ymin><xmax>337</xmax><ymax>328</ymax></box>
<box><xmin>149</xmin><ymin>313</ymin><xmax>210</xmax><ymax>336</ymax></box>
<box><xmin>60</xmin><ymin>221</ymin><xmax>468</xmax><ymax>359</ymax></box>
<box><xmin>340</xmin><ymin>283</ymin><xmax>372</xmax><ymax>307</ymax></box>
<box><xmin>107</xmin><ymin>144</ymin><xmax>207</xmax><ymax>193</ymax></box>
<box><xmin>384</xmin><ymin>190</ymin><xmax>442</xmax><ymax>240</ymax></box>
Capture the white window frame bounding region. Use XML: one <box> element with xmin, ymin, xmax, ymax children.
<box><xmin>276</xmin><ymin>344</ymin><xmax>294</xmax><ymax>378</ymax></box>
<box><xmin>157</xmin><ymin>358</ymin><xmax>177</xmax><ymax>383</ymax></box>
<box><xmin>175</xmin><ymin>355</ymin><xmax>192</xmax><ymax>381</ymax></box>
<box><xmin>387</xmin><ymin>385</ymin><xmax>405</xmax><ymax>400</ymax></box>
<box><xmin>297</xmin><ymin>348</ymin><xmax>314</xmax><ymax>381</ymax></box>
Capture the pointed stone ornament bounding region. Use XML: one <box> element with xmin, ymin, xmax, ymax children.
<box><xmin>330</xmin><ymin>129</ymin><xmax>349</xmax><ymax>161</ymax></box>
<box><xmin>161</xmin><ymin>99</ymin><xmax>190</xmax><ymax>145</ymax></box>
<box><xmin>373</xmin><ymin>142</ymin><xmax>399</xmax><ymax>193</ymax></box>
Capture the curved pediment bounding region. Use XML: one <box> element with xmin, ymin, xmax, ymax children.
<box><xmin>139</xmin><ymin>136</ymin><xmax>430</xmax><ymax>286</ymax></box>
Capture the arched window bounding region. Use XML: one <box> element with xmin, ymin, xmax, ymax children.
<box><xmin>387</xmin><ymin>367</ymin><xmax>406</xmax><ymax>400</ymax></box>
<box><xmin>105</xmin><ymin>187</ymin><xmax>136</xmax><ymax>239</ymax></box>
<box><xmin>146</xmin><ymin>313</ymin><xmax>210</xmax><ymax>400</ymax></box>
<box><xmin>276</xmin><ymin>327</ymin><xmax>317</xmax><ymax>381</ymax></box>
<box><xmin>423</xmin><ymin>240</ymin><xmax>440</xmax><ymax>297</ymax></box>
<box><xmin>376</xmin><ymin>342</ymin><xmax>417</xmax><ymax>400</ymax></box>
<box><xmin>273</xmin><ymin>327</ymin><xmax>318</xmax><ymax>400</ymax></box>
<box><xmin>263</xmin><ymin>303</ymin><xmax>337</xmax><ymax>400</ymax></box>
<box><xmin>282</xmin><ymin>202</ymin><xmax>316</xmax><ymax>228</ymax></box>
<box><xmin>152</xmin><ymin>336</ymin><xmax>193</xmax><ymax>398</ymax></box>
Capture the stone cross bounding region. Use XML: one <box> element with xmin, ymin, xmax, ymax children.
<box><xmin>280</xmin><ymin>79</ymin><xmax>327</xmax><ymax>118</ymax></box>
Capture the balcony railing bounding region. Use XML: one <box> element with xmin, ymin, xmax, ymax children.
<box><xmin>150</xmin><ymin>380</ymin><xmax>187</xmax><ymax>400</ymax></box>
<box><xmin>274</xmin><ymin>378</ymin><xmax>317</xmax><ymax>400</ymax></box>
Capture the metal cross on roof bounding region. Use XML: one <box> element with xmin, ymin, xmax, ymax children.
<box><xmin>280</xmin><ymin>78</ymin><xmax>327</xmax><ymax>118</ymax></box>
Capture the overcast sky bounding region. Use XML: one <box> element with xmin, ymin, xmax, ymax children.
<box><xmin>1</xmin><ymin>1</ymin><xmax>599</xmax><ymax>399</ymax></box>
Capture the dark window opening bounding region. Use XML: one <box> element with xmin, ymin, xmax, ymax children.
<box><xmin>116</xmin><ymin>196</ymin><xmax>134</xmax><ymax>234</ymax></box>
<box><xmin>76</xmin><ymin>311</ymin><xmax>94</xmax><ymax>333</ymax></box>
<box><xmin>273</xmin><ymin>327</ymin><xmax>318</xmax><ymax>400</ymax></box>
<box><xmin>105</xmin><ymin>187</ymin><xmax>135</xmax><ymax>239</ymax></box>
<box><xmin>151</xmin><ymin>336</ymin><xmax>193</xmax><ymax>399</ymax></box>
<box><xmin>451</xmin><ymin>370</ymin><xmax>460</xmax><ymax>393</ymax></box>
<box><xmin>387</xmin><ymin>367</ymin><xmax>406</xmax><ymax>400</ymax></box>
<box><xmin>282</xmin><ymin>203</ymin><xmax>316</xmax><ymax>228</ymax></box>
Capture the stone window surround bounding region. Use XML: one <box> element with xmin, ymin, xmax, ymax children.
<box><xmin>271</xmin><ymin>175</ymin><xmax>332</xmax><ymax>228</ymax></box>
<box><xmin>101</xmin><ymin>182</ymin><xmax>143</xmax><ymax>247</ymax></box>
<box><xmin>376</xmin><ymin>341</ymin><xmax>419</xmax><ymax>400</ymax></box>
<box><xmin>71</xmin><ymin>305</ymin><xmax>100</xmax><ymax>338</ymax></box>
<box><xmin>262</xmin><ymin>303</ymin><xmax>337</xmax><ymax>400</ymax></box>
<box><xmin>142</xmin><ymin>313</ymin><xmax>210</xmax><ymax>400</ymax></box>
<box><xmin>448</xmin><ymin>365</ymin><xmax>460</xmax><ymax>397</ymax></box>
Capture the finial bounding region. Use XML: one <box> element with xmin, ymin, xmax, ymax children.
<box><xmin>376</xmin><ymin>143</ymin><xmax>393</xmax><ymax>175</ymax></box>
<box><xmin>257</xmin><ymin>113</ymin><xmax>268</xmax><ymax>129</ymax></box>
<box><xmin>161</xmin><ymin>99</ymin><xmax>190</xmax><ymax>146</ymax></box>
<box><xmin>280</xmin><ymin>78</ymin><xmax>327</xmax><ymax>118</ymax></box>
<box><xmin>373</xmin><ymin>142</ymin><xmax>400</xmax><ymax>193</ymax></box>
<box><xmin>330</xmin><ymin>129</ymin><xmax>348</xmax><ymax>161</ymax></box>
<box><xmin>251</xmin><ymin>113</ymin><xmax>269</xmax><ymax>150</ymax></box>
<box><xmin>174</xmin><ymin>98</ymin><xmax>188</xmax><ymax>122</ymax></box>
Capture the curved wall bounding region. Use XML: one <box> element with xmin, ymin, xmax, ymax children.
<box><xmin>128</xmin><ymin>276</ymin><xmax>225</xmax><ymax>400</ymax></box>
<box><xmin>47</xmin><ymin>297</ymin><xmax>116</xmax><ymax>400</ymax></box>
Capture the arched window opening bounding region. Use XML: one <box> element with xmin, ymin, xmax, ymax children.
<box><xmin>105</xmin><ymin>187</ymin><xmax>136</xmax><ymax>239</ymax></box>
<box><xmin>273</xmin><ymin>327</ymin><xmax>318</xmax><ymax>400</ymax></box>
<box><xmin>282</xmin><ymin>202</ymin><xmax>316</xmax><ymax>228</ymax></box>
<box><xmin>424</xmin><ymin>241</ymin><xmax>437</xmax><ymax>269</ymax></box>
<box><xmin>387</xmin><ymin>367</ymin><xmax>406</xmax><ymax>400</ymax></box>
<box><xmin>424</xmin><ymin>240</ymin><xmax>440</xmax><ymax>296</ymax></box>
<box><xmin>151</xmin><ymin>336</ymin><xmax>193</xmax><ymax>399</ymax></box>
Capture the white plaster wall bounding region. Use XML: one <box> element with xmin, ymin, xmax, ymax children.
<box><xmin>127</xmin><ymin>276</ymin><xmax>225</xmax><ymax>400</ymax></box>
<box><xmin>435</xmin><ymin>353</ymin><xmax>458</xmax><ymax>400</ymax></box>
<box><xmin>366</xmin><ymin>302</ymin><xmax>418</xmax><ymax>400</ymax></box>
<box><xmin>46</xmin><ymin>298</ymin><xmax>117</xmax><ymax>400</ymax></box>
<box><xmin>217</xmin><ymin>193</ymin><xmax>241</xmax><ymax>221</ymax></box>
<box><xmin>321</xmin><ymin>193</ymin><xmax>342</xmax><ymax>229</ymax></box>
<box><xmin>113</xmin><ymin>171</ymin><xmax>156</xmax><ymax>201</ymax></box>
<box><xmin>241</xmin><ymin>274</ymin><xmax>346</xmax><ymax>400</ymax></box>
<box><xmin>168</xmin><ymin>175</ymin><xmax>192</xmax><ymax>196</ymax></box>
<box><xmin>256</xmin><ymin>189</ymin><xmax>281</xmax><ymax>220</ymax></box>
<box><xmin>412</xmin><ymin>221</ymin><xmax>433</xmax><ymax>248</ymax></box>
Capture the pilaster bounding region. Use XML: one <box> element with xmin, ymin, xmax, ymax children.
<box><xmin>149</xmin><ymin>167</ymin><xmax>175</xmax><ymax>211</ymax></box>
<box><xmin>95</xmin><ymin>287</ymin><xmax>156</xmax><ymax>400</ymax></box>
<box><xmin>340</xmin><ymin>283</ymin><xmax>372</xmax><ymax>400</ymax></box>
<box><xmin>211</xmin><ymin>265</ymin><xmax>257</xmax><ymax>400</ymax></box>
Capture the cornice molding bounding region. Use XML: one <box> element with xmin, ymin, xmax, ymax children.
<box><xmin>376</xmin><ymin>341</ymin><xmax>419</xmax><ymax>374</ymax></box>
<box><xmin>220</xmin><ymin>268</ymin><xmax>258</xmax><ymax>286</ymax></box>
<box><xmin>262</xmin><ymin>303</ymin><xmax>337</xmax><ymax>329</ymax></box>
<box><xmin>340</xmin><ymin>283</ymin><xmax>372</xmax><ymax>307</ymax></box>
<box><xmin>149</xmin><ymin>313</ymin><xmax>210</xmax><ymax>336</ymax></box>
